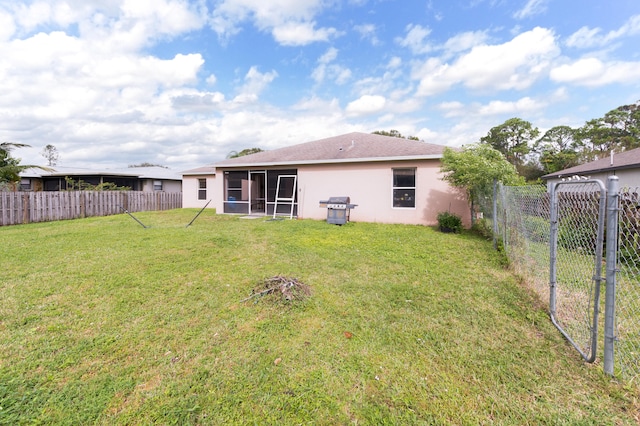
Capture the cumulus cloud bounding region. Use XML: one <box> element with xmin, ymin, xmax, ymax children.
<box><xmin>395</xmin><ymin>24</ymin><xmax>433</xmax><ymax>55</ymax></box>
<box><xmin>346</xmin><ymin>95</ymin><xmax>386</xmax><ymax>117</ymax></box>
<box><xmin>437</xmin><ymin>96</ymin><xmax>546</xmax><ymax>119</ymax></box>
<box><xmin>477</xmin><ymin>96</ymin><xmax>545</xmax><ymax>115</ymax></box>
<box><xmin>565</xmin><ymin>14</ymin><xmax>640</xmax><ymax>48</ymax></box>
<box><xmin>233</xmin><ymin>66</ymin><xmax>278</xmax><ymax>103</ymax></box>
<box><xmin>210</xmin><ymin>0</ymin><xmax>339</xmax><ymax>45</ymax></box>
<box><xmin>442</xmin><ymin>30</ymin><xmax>490</xmax><ymax>55</ymax></box>
<box><xmin>0</xmin><ymin>10</ymin><xmax>16</xmax><ymax>41</ymax></box>
<box><xmin>311</xmin><ymin>47</ymin><xmax>352</xmax><ymax>85</ymax></box>
<box><xmin>550</xmin><ymin>58</ymin><xmax>640</xmax><ymax>86</ymax></box>
<box><xmin>272</xmin><ymin>21</ymin><xmax>340</xmax><ymax>45</ymax></box>
<box><xmin>414</xmin><ymin>27</ymin><xmax>559</xmax><ymax>96</ymax></box>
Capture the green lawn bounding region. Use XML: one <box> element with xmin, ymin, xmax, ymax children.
<box><xmin>0</xmin><ymin>209</ymin><xmax>638</xmax><ymax>425</ymax></box>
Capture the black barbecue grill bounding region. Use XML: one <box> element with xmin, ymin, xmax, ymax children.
<box><xmin>319</xmin><ymin>196</ymin><xmax>357</xmax><ymax>225</ymax></box>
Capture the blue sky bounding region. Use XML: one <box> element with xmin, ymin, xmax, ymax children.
<box><xmin>1</xmin><ymin>0</ymin><xmax>639</xmax><ymax>171</ymax></box>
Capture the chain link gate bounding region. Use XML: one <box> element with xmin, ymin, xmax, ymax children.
<box><xmin>549</xmin><ymin>179</ymin><xmax>606</xmax><ymax>362</ymax></box>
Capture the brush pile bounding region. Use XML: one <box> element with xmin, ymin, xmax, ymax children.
<box><xmin>241</xmin><ymin>275</ymin><xmax>311</xmax><ymax>303</ymax></box>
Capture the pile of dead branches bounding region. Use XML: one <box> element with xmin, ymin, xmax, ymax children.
<box><xmin>241</xmin><ymin>275</ymin><xmax>311</xmax><ymax>303</ymax></box>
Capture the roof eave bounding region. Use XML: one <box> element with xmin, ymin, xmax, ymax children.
<box><xmin>542</xmin><ymin>163</ymin><xmax>639</xmax><ymax>180</ymax></box>
<box><xmin>180</xmin><ymin>171</ymin><xmax>217</xmax><ymax>176</ymax></box>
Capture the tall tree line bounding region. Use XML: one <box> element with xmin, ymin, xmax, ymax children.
<box><xmin>479</xmin><ymin>100</ymin><xmax>640</xmax><ymax>181</ymax></box>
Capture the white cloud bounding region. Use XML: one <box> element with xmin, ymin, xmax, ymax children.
<box><xmin>319</xmin><ymin>47</ymin><xmax>338</xmax><ymax>63</ymax></box>
<box><xmin>354</xmin><ymin>23</ymin><xmax>379</xmax><ymax>45</ymax></box>
<box><xmin>211</xmin><ymin>0</ymin><xmax>338</xmax><ymax>45</ymax></box>
<box><xmin>387</xmin><ymin>56</ymin><xmax>402</xmax><ymax>69</ymax></box>
<box><xmin>513</xmin><ymin>0</ymin><xmax>548</xmax><ymax>20</ymax></box>
<box><xmin>566</xmin><ymin>14</ymin><xmax>640</xmax><ymax>48</ymax></box>
<box><xmin>233</xmin><ymin>66</ymin><xmax>278</xmax><ymax>103</ymax></box>
<box><xmin>395</xmin><ymin>24</ymin><xmax>433</xmax><ymax>55</ymax></box>
<box><xmin>171</xmin><ymin>91</ymin><xmax>226</xmax><ymax>113</ymax></box>
<box><xmin>415</xmin><ymin>127</ymin><xmax>439</xmax><ymax>142</ymax></box>
<box><xmin>550</xmin><ymin>57</ymin><xmax>640</xmax><ymax>86</ymax></box>
<box><xmin>415</xmin><ymin>27</ymin><xmax>559</xmax><ymax>96</ymax></box>
<box><xmin>437</xmin><ymin>96</ymin><xmax>546</xmax><ymax>118</ymax></box>
<box><xmin>12</xmin><ymin>1</ymin><xmax>53</xmax><ymax>32</ymax></box>
<box><xmin>565</xmin><ymin>26</ymin><xmax>602</xmax><ymax>49</ymax></box>
<box><xmin>292</xmin><ymin>96</ymin><xmax>341</xmax><ymax>112</ymax></box>
<box><xmin>549</xmin><ymin>58</ymin><xmax>604</xmax><ymax>83</ymax></box>
<box><xmin>311</xmin><ymin>47</ymin><xmax>352</xmax><ymax>85</ymax></box>
<box><xmin>346</xmin><ymin>95</ymin><xmax>386</xmax><ymax>116</ymax></box>
<box><xmin>437</xmin><ymin>101</ymin><xmax>466</xmax><ymax>118</ymax></box>
<box><xmin>272</xmin><ymin>21</ymin><xmax>340</xmax><ymax>45</ymax></box>
<box><xmin>477</xmin><ymin>96</ymin><xmax>545</xmax><ymax>116</ymax></box>
<box><xmin>0</xmin><ymin>11</ymin><xmax>16</xmax><ymax>41</ymax></box>
<box><xmin>442</xmin><ymin>30</ymin><xmax>490</xmax><ymax>55</ymax></box>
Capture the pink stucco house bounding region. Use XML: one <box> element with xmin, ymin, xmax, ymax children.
<box><xmin>181</xmin><ymin>132</ymin><xmax>469</xmax><ymax>226</ymax></box>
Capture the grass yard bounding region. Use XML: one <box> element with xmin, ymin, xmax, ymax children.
<box><xmin>0</xmin><ymin>209</ymin><xmax>638</xmax><ymax>425</ymax></box>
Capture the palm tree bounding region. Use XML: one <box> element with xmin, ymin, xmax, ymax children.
<box><xmin>1</xmin><ymin>142</ymin><xmax>52</xmax><ymax>190</ymax></box>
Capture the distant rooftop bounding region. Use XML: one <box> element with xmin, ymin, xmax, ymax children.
<box><xmin>21</xmin><ymin>166</ymin><xmax>182</xmax><ymax>181</ymax></box>
<box><xmin>542</xmin><ymin>147</ymin><xmax>640</xmax><ymax>180</ymax></box>
<box><xmin>181</xmin><ymin>165</ymin><xmax>216</xmax><ymax>175</ymax></box>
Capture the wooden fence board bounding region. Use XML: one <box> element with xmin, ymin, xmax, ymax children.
<box><xmin>0</xmin><ymin>191</ymin><xmax>182</xmax><ymax>226</ymax></box>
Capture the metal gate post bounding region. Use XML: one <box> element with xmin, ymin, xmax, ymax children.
<box><xmin>493</xmin><ymin>179</ymin><xmax>498</xmax><ymax>250</ymax></box>
<box><xmin>549</xmin><ymin>182</ymin><xmax>558</xmax><ymax>319</ymax></box>
<box><xmin>604</xmin><ymin>176</ymin><xmax>619</xmax><ymax>376</ymax></box>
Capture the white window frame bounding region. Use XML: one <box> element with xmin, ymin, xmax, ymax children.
<box><xmin>198</xmin><ymin>179</ymin><xmax>207</xmax><ymax>200</ymax></box>
<box><xmin>392</xmin><ymin>168</ymin><xmax>416</xmax><ymax>209</ymax></box>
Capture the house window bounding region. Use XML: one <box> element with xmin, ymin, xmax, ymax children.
<box><xmin>20</xmin><ymin>178</ymin><xmax>32</xmax><ymax>191</ymax></box>
<box><xmin>198</xmin><ymin>179</ymin><xmax>207</xmax><ymax>200</ymax></box>
<box><xmin>153</xmin><ymin>180</ymin><xmax>163</xmax><ymax>191</ymax></box>
<box><xmin>393</xmin><ymin>168</ymin><xmax>416</xmax><ymax>208</ymax></box>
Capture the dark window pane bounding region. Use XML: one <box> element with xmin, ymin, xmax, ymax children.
<box><xmin>393</xmin><ymin>169</ymin><xmax>415</xmax><ymax>187</ymax></box>
<box><xmin>393</xmin><ymin>189</ymin><xmax>415</xmax><ymax>208</ymax></box>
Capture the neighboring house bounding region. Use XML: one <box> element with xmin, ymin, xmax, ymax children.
<box><xmin>542</xmin><ymin>148</ymin><xmax>640</xmax><ymax>190</ymax></box>
<box><xmin>19</xmin><ymin>166</ymin><xmax>183</xmax><ymax>192</ymax></box>
<box><xmin>182</xmin><ymin>132</ymin><xmax>469</xmax><ymax>226</ymax></box>
<box><xmin>181</xmin><ymin>166</ymin><xmax>216</xmax><ymax>208</ymax></box>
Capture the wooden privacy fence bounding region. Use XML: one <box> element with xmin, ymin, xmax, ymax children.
<box><xmin>0</xmin><ymin>191</ymin><xmax>182</xmax><ymax>226</ymax></box>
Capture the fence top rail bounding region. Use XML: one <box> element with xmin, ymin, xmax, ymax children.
<box><xmin>551</xmin><ymin>178</ymin><xmax>606</xmax><ymax>194</ymax></box>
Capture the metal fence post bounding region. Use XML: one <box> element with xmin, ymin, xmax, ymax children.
<box><xmin>604</xmin><ymin>176</ymin><xmax>619</xmax><ymax>376</ymax></box>
<box><xmin>493</xmin><ymin>179</ymin><xmax>498</xmax><ymax>249</ymax></box>
<box><xmin>549</xmin><ymin>182</ymin><xmax>558</xmax><ymax>320</ymax></box>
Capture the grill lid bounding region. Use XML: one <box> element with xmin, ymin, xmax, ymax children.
<box><xmin>327</xmin><ymin>196</ymin><xmax>350</xmax><ymax>204</ymax></box>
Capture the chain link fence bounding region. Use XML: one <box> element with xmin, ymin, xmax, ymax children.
<box><xmin>616</xmin><ymin>188</ymin><xmax>640</xmax><ymax>379</ymax></box>
<box><xmin>478</xmin><ymin>178</ymin><xmax>640</xmax><ymax>382</ymax></box>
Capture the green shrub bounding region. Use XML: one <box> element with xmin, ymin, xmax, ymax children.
<box><xmin>437</xmin><ymin>211</ymin><xmax>463</xmax><ymax>234</ymax></box>
<box><xmin>471</xmin><ymin>218</ymin><xmax>493</xmax><ymax>239</ymax></box>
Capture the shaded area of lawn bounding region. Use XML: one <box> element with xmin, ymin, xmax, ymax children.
<box><xmin>0</xmin><ymin>210</ymin><xmax>638</xmax><ymax>424</ymax></box>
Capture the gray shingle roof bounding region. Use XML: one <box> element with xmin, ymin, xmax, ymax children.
<box><xmin>181</xmin><ymin>165</ymin><xmax>216</xmax><ymax>175</ymax></box>
<box><xmin>542</xmin><ymin>147</ymin><xmax>640</xmax><ymax>179</ymax></box>
<box><xmin>214</xmin><ymin>132</ymin><xmax>448</xmax><ymax>167</ymax></box>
